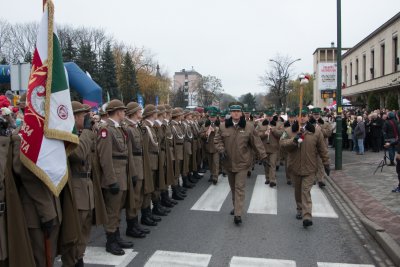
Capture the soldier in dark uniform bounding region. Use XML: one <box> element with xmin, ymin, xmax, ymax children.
<box><xmin>124</xmin><ymin>102</ymin><xmax>151</xmax><ymax>237</ymax></box>
<box><xmin>97</xmin><ymin>99</ymin><xmax>133</xmax><ymax>255</ymax></box>
<box><xmin>182</xmin><ymin>110</ymin><xmax>197</xmax><ymax>187</ymax></box>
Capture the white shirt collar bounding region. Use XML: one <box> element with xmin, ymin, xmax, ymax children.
<box><xmin>126</xmin><ymin>118</ymin><xmax>138</xmax><ymax>126</ymax></box>
<box><xmin>155</xmin><ymin>119</ymin><xmax>162</xmax><ymax>126</ymax></box>
<box><xmin>109</xmin><ymin>118</ymin><xmax>120</xmax><ymax>127</ymax></box>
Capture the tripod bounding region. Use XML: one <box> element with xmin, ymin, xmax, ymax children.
<box><xmin>374</xmin><ymin>149</ymin><xmax>391</xmax><ymax>175</ymax></box>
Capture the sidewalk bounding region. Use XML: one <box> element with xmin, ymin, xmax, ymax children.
<box><xmin>329</xmin><ymin>148</ymin><xmax>400</xmax><ymax>247</ymax></box>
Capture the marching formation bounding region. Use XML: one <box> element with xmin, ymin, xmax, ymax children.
<box><xmin>0</xmin><ymin>96</ymin><xmax>333</xmax><ymax>267</ymax></box>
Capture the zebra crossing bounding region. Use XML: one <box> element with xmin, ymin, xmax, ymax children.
<box><xmin>77</xmin><ymin>248</ymin><xmax>375</xmax><ymax>267</ymax></box>
<box><xmin>191</xmin><ymin>174</ymin><xmax>338</xmax><ymax>218</ymax></box>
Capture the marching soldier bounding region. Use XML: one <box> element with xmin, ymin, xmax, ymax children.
<box><xmin>280</xmin><ymin>109</ymin><xmax>330</xmax><ymax>228</ymax></box>
<box><xmin>124</xmin><ymin>102</ymin><xmax>151</xmax><ymax>238</ymax></box>
<box><xmin>216</xmin><ymin>103</ymin><xmax>267</xmax><ymax>225</ymax></box>
<box><xmin>282</xmin><ymin>111</ymin><xmax>297</xmax><ymax>185</ymax></box>
<box><xmin>189</xmin><ymin>112</ymin><xmax>202</xmax><ymax>182</ymax></box>
<box><xmin>201</xmin><ymin>112</ymin><xmax>220</xmax><ymax>185</ymax></box>
<box><xmin>97</xmin><ymin>99</ymin><xmax>133</xmax><ymax>255</ymax></box>
<box><xmin>256</xmin><ymin>112</ymin><xmax>283</xmax><ymax>187</ymax></box>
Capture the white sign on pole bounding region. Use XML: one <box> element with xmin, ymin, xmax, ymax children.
<box><xmin>318</xmin><ymin>63</ymin><xmax>337</xmax><ymax>90</ymax></box>
<box><xmin>11</xmin><ymin>63</ymin><xmax>31</xmax><ymax>92</ymax></box>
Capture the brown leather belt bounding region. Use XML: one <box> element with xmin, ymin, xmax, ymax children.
<box><xmin>72</xmin><ymin>172</ymin><xmax>91</xmax><ymax>179</ymax></box>
<box><xmin>133</xmin><ymin>151</ymin><xmax>143</xmax><ymax>156</ymax></box>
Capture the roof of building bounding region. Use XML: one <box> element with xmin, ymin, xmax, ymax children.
<box><xmin>342</xmin><ymin>11</ymin><xmax>400</xmax><ymax>59</ymax></box>
<box><xmin>312</xmin><ymin>47</ymin><xmax>351</xmax><ymax>55</ymax></box>
<box><xmin>174</xmin><ymin>68</ymin><xmax>202</xmax><ymax>77</ymax></box>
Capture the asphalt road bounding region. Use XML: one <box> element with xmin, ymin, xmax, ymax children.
<box><xmin>59</xmin><ymin>163</ymin><xmax>384</xmax><ymax>267</ymax></box>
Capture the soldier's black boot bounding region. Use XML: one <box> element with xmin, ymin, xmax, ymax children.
<box><xmin>161</xmin><ymin>191</ymin><xmax>174</xmax><ymax>207</ymax></box>
<box><xmin>172</xmin><ymin>186</ymin><xmax>185</xmax><ymax>200</ymax></box>
<box><xmin>234</xmin><ymin>216</ymin><xmax>242</xmax><ymax>225</ymax></box>
<box><xmin>182</xmin><ymin>176</ymin><xmax>194</xmax><ymax>188</ymax></box>
<box><xmin>193</xmin><ymin>171</ymin><xmax>203</xmax><ymax>179</ymax></box>
<box><xmin>75</xmin><ymin>258</ymin><xmax>84</xmax><ymax>267</ymax></box>
<box><xmin>165</xmin><ymin>190</ymin><xmax>178</xmax><ymax>205</ymax></box>
<box><xmin>303</xmin><ymin>219</ymin><xmax>313</xmax><ymax>228</ymax></box>
<box><xmin>152</xmin><ymin>202</ymin><xmax>168</xmax><ymax>216</ymax></box>
<box><xmin>133</xmin><ymin>216</ymin><xmax>150</xmax><ymax>234</ymax></box>
<box><xmin>141</xmin><ymin>208</ymin><xmax>157</xmax><ymax>226</ymax></box>
<box><xmin>115</xmin><ymin>228</ymin><xmax>133</xmax><ymax>248</ymax></box>
<box><xmin>318</xmin><ymin>181</ymin><xmax>326</xmax><ymax>188</ymax></box>
<box><xmin>147</xmin><ymin>207</ymin><xmax>162</xmax><ymax>222</ymax></box>
<box><xmin>178</xmin><ymin>184</ymin><xmax>187</xmax><ymax>193</ymax></box>
<box><xmin>106</xmin><ymin>232</ymin><xmax>125</xmax><ymax>256</ymax></box>
<box><xmin>188</xmin><ymin>173</ymin><xmax>198</xmax><ymax>184</ymax></box>
<box><xmin>126</xmin><ymin>219</ymin><xmax>146</xmax><ymax>238</ymax></box>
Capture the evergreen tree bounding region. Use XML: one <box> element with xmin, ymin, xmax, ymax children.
<box><xmin>24</xmin><ymin>51</ymin><xmax>32</xmax><ymax>64</ymax></box>
<box><xmin>0</xmin><ymin>58</ymin><xmax>7</xmax><ymax>65</ymax></box>
<box><xmin>77</xmin><ymin>41</ymin><xmax>99</xmax><ymax>82</ymax></box>
<box><xmin>240</xmin><ymin>93</ymin><xmax>256</xmax><ymax>110</ymax></box>
<box><xmin>99</xmin><ymin>41</ymin><xmax>118</xmax><ymax>101</ymax></box>
<box><xmin>119</xmin><ymin>52</ymin><xmax>137</xmax><ymax>104</ymax></box>
<box><xmin>62</xmin><ymin>37</ymin><xmax>77</xmax><ymax>62</ymax></box>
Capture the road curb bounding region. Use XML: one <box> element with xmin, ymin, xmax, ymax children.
<box><xmin>327</xmin><ymin>174</ymin><xmax>400</xmax><ymax>266</ymax></box>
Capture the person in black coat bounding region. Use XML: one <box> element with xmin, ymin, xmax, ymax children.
<box><xmin>370</xmin><ymin>113</ymin><xmax>383</xmax><ymax>152</ymax></box>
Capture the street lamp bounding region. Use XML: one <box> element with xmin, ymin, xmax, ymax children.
<box><xmin>269</xmin><ymin>58</ymin><xmax>301</xmax><ymax>111</ymax></box>
<box><xmin>335</xmin><ymin>0</ymin><xmax>343</xmax><ymax>170</ymax></box>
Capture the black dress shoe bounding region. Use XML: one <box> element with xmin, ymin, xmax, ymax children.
<box><xmin>230</xmin><ymin>209</ymin><xmax>234</xmax><ymax>215</ymax></box>
<box><xmin>234</xmin><ymin>216</ymin><xmax>242</xmax><ymax>225</ymax></box>
<box><xmin>212</xmin><ymin>179</ymin><xmax>218</xmax><ymax>185</ymax></box>
<box><xmin>247</xmin><ymin>171</ymin><xmax>251</xmax><ymax>177</ymax></box>
<box><xmin>287</xmin><ymin>181</ymin><xmax>292</xmax><ymax>185</ymax></box>
<box><xmin>318</xmin><ymin>181</ymin><xmax>326</xmax><ymax>188</ymax></box>
<box><xmin>265</xmin><ymin>180</ymin><xmax>270</xmax><ymax>185</ymax></box>
<box><xmin>269</xmin><ymin>182</ymin><xmax>276</xmax><ymax>188</ymax></box>
<box><xmin>106</xmin><ymin>232</ymin><xmax>125</xmax><ymax>256</ymax></box>
<box><xmin>303</xmin><ymin>219</ymin><xmax>313</xmax><ymax>228</ymax></box>
<box><xmin>296</xmin><ymin>211</ymin><xmax>302</xmax><ymax>220</ymax></box>
<box><xmin>115</xmin><ymin>229</ymin><xmax>134</xmax><ymax>248</ymax></box>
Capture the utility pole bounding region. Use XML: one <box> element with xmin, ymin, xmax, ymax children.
<box><xmin>335</xmin><ymin>0</ymin><xmax>343</xmax><ymax>170</ymax></box>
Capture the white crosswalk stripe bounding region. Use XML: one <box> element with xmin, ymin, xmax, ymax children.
<box><xmin>311</xmin><ymin>187</ymin><xmax>339</xmax><ymax>218</ymax></box>
<box><xmin>247</xmin><ymin>175</ymin><xmax>277</xmax><ymax>214</ymax></box>
<box><xmin>230</xmin><ymin>256</ymin><xmax>296</xmax><ymax>267</ymax></box>
<box><xmin>317</xmin><ymin>262</ymin><xmax>375</xmax><ymax>267</ymax></box>
<box><xmin>66</xmin><ymin>247</ymin><xmax>138</xmax><ymax>267</ymax></box>
<box><xmin>144</xmin><ymin>250</ymin><xmax>212</xmax><ymax>267</ymax></box>
<box><xmin>190</xmin><ymin>175</ymin><xmax>231</xmax><ymax>211</ymax></box>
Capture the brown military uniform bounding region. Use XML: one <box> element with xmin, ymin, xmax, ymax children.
<box><xmin>201</xmin><ymin>122</ymin><xmax>220</xmax><ymax>182</ymax></box>
<box><xmin>142</xmin><ymin>119</ymin><xmax>159</xmax><ymax>203</ymax></box>
<box><xmin>97</xmin><ymin>118</ymin><xmax>129</xmax><ymax>233</ymax></box>
<box><xmin>216</xmin><ymin>118</ymin><xmax>267</xmax><ymax>216</ymax></box>
<box><xmin>182</xmin><ymin>119</ymin><xmax>193</xmax><ymax>176</ymax></box>
<box><xmin>163</xmin><ymin>119</ymin><xmax>175</xmax><ymax>186</ymax></box>
<box><xmin>256</xmin><ymin>123</ymin><xmax>283</xmax><ymax>184</ymax></box>
<box><xmin>62</xmin><ymin>129</ymin><xmax>95</xmax><ymax>266</ymax></box>
<box><xmin>280</xmin><ymin>127</ymin><xmax>330</xmax><ymax>220</ymax></box>
<box><xmin>171</xmin><ymin>119</ymin><xmax>184</xmax><ymax>181</ymax></box>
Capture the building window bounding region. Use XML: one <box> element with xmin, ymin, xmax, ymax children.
<box><xmin>393</xmin><ymin>37</ymin><xmax>398</xmax><ymax>72</ymax></box>
<box><xmin>371</xmin><ymin>50</ymin><xmax>375</xmax><ymax>79</ymax></box>
<box><xmin>344</xmin><ymin>65</ymin><xmax>348</xmax><ymax>86</ymax></box>
<box><xmin>355</xmin><ymin>59</ymin><xmax>359</xmax><ymax>84</ymax></box>
<box><xmin>381</xmin><ymin>43</ymin><xmax>385</xmax><ymax>76</ymax></box>
<box><xmin>349</xmin><ymin>62</ymin><xmax>353</xmax><ymax>86</ymax></box>
<box><xmin>362</xmin><ymin>54</ymin><xmax>366</xmax><ymax>82</ymax></box>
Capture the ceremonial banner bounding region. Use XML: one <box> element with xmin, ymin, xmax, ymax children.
<box><xmin>20</xmin><ymin>0</ymin><xmax>78</xmax><ymax>197</ymax></box>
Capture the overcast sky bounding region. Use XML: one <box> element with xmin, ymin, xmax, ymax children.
<box><xmin>2</xmin><ymin>0</ymin><xmax>400</xmax><ymax>97</ymax></box>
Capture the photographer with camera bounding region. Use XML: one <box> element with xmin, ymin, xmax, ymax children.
<box><xmin>384</xmin><ymin>139</ymin><xmax>400</xmax><ymax>193</ymax></box>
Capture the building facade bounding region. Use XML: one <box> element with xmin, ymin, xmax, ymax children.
<box><xmin>173</xmin><ymin>68</ymin><xmax>202</xmax><ymax>107</ymax></box>
<box><xmin>313</xmin><ymin>12</ymin><xmax>400</xmax><ymax>109</ymax></box>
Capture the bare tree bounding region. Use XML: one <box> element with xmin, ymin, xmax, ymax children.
<box><xmin>195</xmin><ymin>75</ymin><xmax>223</xmax><ymax>107</ymax></box>
<box><xmin>260</xmin><ymin>54</ymin><xmax>300</xmax><ymax>111</ymax></box>
<box><xmin>5</xmin><ymin>22</ymin><xmax>38</xmax><ymax>63</ymax></box>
